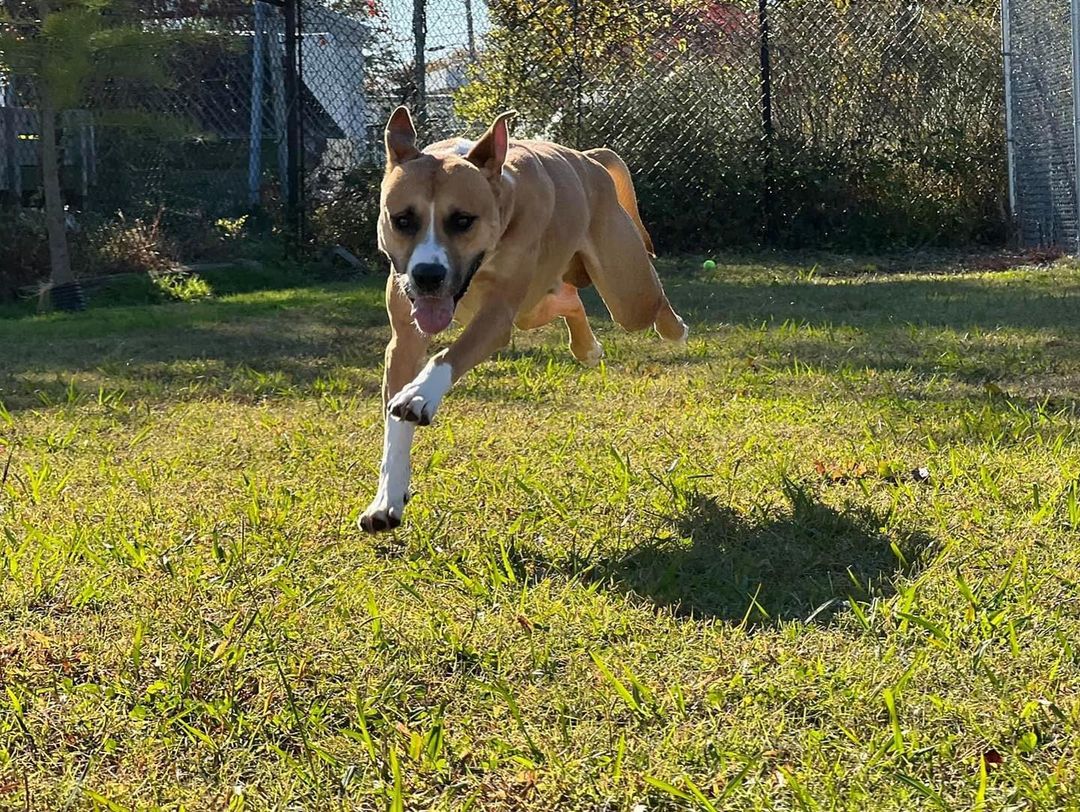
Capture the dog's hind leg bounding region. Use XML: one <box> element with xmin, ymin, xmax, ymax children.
<box><xmin>653</xmin><ymin>294</ymin><xmax>689</xmax><ymax>344</ymax></box>
<box><xmin>517</xmin><ymin>280</ymin><xmax>603</xmax><ymax>367</ymax></box>
<box><xmin>581</xmin><ymin>242</ymin><xmax>688</xmax><ymax>343</ymax></box>
<box><xmin>582</xmin><ymin>152</ymin><xmax>688</xmax><ymax>344</ymax></box>
<box><xmin>562</xmin><ymin>300</ymin><xmax>604</xmax><ymax>367</ymax></box>
<box><xmin>585</xmin><ymin>148</ymin><xmax>655</xmax><ymax>256</ymax></box>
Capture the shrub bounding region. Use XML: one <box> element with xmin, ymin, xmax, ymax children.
<box><xmin>309</xmin><ymin>164</ymin><xmax>385</xmax><ymax>263</ymax></box>
<box><xmin>88</xmin><ymin>210</ymin><xmax>177</xmax><ymax>276</ymax></box>
<box><xmin>0</xmin><ymin>211</ymin><xmax>51</xmax><ymax>300</ymax></box>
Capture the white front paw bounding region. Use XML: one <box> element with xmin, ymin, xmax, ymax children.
<box><xmin>388</xmin><ymin>381</ymin><xmax>438</xmax><ymax>425</ymax></box>
<box><xmin>359</xmin><ymin>490</ymin><xmax>408</xmax><ymax>533</ymax></box>
<box><xmin>388</xmin><ymin>360</ymin><xmax>453</xmax><ymax>426</ymax></box>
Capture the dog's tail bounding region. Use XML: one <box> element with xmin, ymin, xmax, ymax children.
<box><xmin>585</xmin><ymin>148</ymin><xmax>655</xmax><ymax>257</ymax></box>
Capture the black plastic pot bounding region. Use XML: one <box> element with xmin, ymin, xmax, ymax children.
<box><xmin>51</xmin><ymin>281</ymin><xmax>88</xmax><ymax>312</ymax></box>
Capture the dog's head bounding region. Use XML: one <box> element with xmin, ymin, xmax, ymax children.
<box><xmin>378</xmin><ymin>107</ymin><xmax>514</xmax><ymax>335</ymax></box>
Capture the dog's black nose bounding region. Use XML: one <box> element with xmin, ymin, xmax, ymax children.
<box><xmin>411</xmin><ymin>263</ymin><xmax>447</xmax><ymax>293</ymax></box>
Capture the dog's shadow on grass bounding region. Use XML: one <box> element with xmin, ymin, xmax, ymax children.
<box><xmin>592</xmin><ymin>485</ymin><xmax>933</xmax><ymax>626</ymax></box>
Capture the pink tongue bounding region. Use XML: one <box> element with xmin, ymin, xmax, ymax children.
<box><xmin>411</xmin><ymin>296</ymin><xmax>455</xmax><ymax>335</ymax></box>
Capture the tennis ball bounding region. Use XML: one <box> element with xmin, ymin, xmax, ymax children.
<box><xmin>702</xmin><ymin>259</ymin><xmax>717</xmax><ymax>271</ymax></box>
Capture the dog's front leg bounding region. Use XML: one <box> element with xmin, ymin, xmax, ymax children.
<box><xmin>362</xmin><ymin>283</ymin><xmax>521</xmax><ymax>534</ymax></box>
<box><xmin>360</xmin><ymin>278</ymin><xmax>429</xmax><ymax>533</ymax></box>
<box><xmin>387</xmin><ymin>294</ymin><xmax>517</xmax><ymax>428</ymax></box>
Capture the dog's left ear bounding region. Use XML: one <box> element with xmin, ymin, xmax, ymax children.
<box><xmin>466</xmin><ymin>111</ymin><xmax>516</xmax><ymax>177</ymax></box>
<box><xmin>385</xmin><ymin>106</ymin><xmax>420</xmax><ymax>167</ymax></box>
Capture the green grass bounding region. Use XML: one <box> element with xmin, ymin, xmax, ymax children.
<box><xmin>1</xmin><ymin>254</ymin><xmax>1079</xmax><ymax>810</ymax></box>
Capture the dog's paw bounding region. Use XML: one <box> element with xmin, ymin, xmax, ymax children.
<box><xmin>359</xmin><ymin>491</ymin><xmax>407</xmax><ymax>533</ymax></box>
<box><xmin>388</xmin><ymin>361</ymin><xmax>453</xmax><ymax>425</ymax></box>
<box><xmin>656</xmin><ymin>316</ymin><xmax>689</xmax><ymax>345</ymax></box>
<box><xmin>388</xmin><ymin>382</ymin><xmax>437</xmax><ymax>425</ymax></box>
<box><xmin>573</xmin><ymin>340</ymin><xmax>604</xmax><ymax>368</ymax></box>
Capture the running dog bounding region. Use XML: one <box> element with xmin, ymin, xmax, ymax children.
<box><xmin>360</xmin><ymin>107</ymin><xmax>688</xmax><ymax>532</ymax></box>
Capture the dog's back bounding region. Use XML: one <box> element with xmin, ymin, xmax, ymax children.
<box><xmin>426</xmin><ymin>136</ymin><xmax>658</xmax><ymax>304</ymax></box>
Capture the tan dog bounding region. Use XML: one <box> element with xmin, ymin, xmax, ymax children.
<box><xmin>359</xmin><ymin>107</ymin><xmax>688</xmax><ymax>532</ymax></box>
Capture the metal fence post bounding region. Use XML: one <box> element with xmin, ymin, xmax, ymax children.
<box><xmin>297</xmin><ymin>0</ymin><xmax>307</xmax><ymax>246</ymax></box>
<box><xmin>266</xmin><ymin>4</ymin><xmax>289</xmax><ymax>213</ymax></box>
<box><xmin>248</xmin><ymin>1</ymin><xmax>268</xmax><ymax>208</ymax></box>
<box><xmin>1001</xmin><ymin>0</ymin><xmax>1017</xmax><ymax>231</ymax></box>
<box><xmin>465</xmin><ymin>0</ymin><xmax>476</xmax><ymax>63</ymax></box>
<box><xmin>759</xmin><ymin>0</ymin><xmax>775</xmax><ymax>243</ymax></box>
<box><xmin>283</xmin><ymin>0</ymin><xmax>301</xmax><ymax>248</ymax></box>
<box><xmin>413</xmin><ymin>0</ymin><xmax>427</xmax><ymax>135</ymax></box>
<box><xmin>1072</xmin><ymin>0</ymin><xmax>1080</xmax><ymax>253</ymax></box>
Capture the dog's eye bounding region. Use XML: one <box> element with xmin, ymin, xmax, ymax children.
<box><xmin>446</xmin><ymin>212</ymin><xmax>476</xmax><ymax>234</ymax></box>
<box><xmin>391</xmin><ymin>210</ymin><xmax>418</xmax><ymax>233</ymax></box>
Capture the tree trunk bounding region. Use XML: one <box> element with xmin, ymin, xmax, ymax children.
<box><xmin>39</xmin><ymin>94</ymin><xmax>74</xmax><ymax>287</ymax></box>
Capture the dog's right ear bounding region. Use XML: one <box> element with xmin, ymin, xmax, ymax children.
<box><xmin>385</xmin><ymin>106</ymin><xmax>420</xmax><ymax>167</ymax></box>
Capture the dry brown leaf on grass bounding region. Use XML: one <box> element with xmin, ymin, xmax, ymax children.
<box><xmin>813</xmin><ymin>459</ymin><xmax>872</xmax><ymax>484</ymax></box>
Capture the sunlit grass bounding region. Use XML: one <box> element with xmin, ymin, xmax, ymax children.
<box><xmin>1</xmin><ymin>254</ymin><xmax>1079</xmax><ymax>809</ymax></box>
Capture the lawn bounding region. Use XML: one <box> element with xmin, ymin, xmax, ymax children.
<box><xmin>1</xmin><ymin>254</ymin><xmax>1079</xmax><ymax>810</ymax></box>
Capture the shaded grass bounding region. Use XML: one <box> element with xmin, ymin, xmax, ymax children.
<box><xmin>1</xmin><ymin>254</ymin><xmax>1079</xmax><ymax>810</ymax></box>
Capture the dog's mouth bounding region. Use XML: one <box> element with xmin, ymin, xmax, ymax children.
<box><xmin>410</xmin><ymin>296</ymin><xmax>455</xmax><ymax>335</ymax></box>
<box><xmin>406</xmin><ymin>252</ymin><xmax>485</xmax><ymax>336</ymax></box>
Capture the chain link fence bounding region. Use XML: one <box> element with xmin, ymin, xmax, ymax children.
<box><xmin>0</xmin><ymin>0</ymin><xmax>1017</xmax><ymax>300</ymax></box>
<box><xmin>308</xmin><ymin>0</ymin><xmax>1008</xmax><ymax>254</ymax></box>
<box><xmin>1003</xmin><ymin>0</ymin><xmax>1080</xmax><ymax>251</ymax></box>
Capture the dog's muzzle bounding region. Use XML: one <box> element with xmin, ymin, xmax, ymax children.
<box><xmin>405</xmin><ymin>253</ymin><xmax>486</xmax><ymax>336</ymax></box>
<box><xmin>411</xmin><ymin>262</ymin><xmax>447</xmax><ymax>295</ymax></box>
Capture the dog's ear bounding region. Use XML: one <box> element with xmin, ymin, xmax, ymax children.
<box><xmin>466</xmin><ymin>110</ymin><xmax>516</xmax><ymax>177</ymax></box>
<box><xmin>385</xmin><ymin>106</ymin><xmax>420</xmax><ymax>167</ymax></box>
